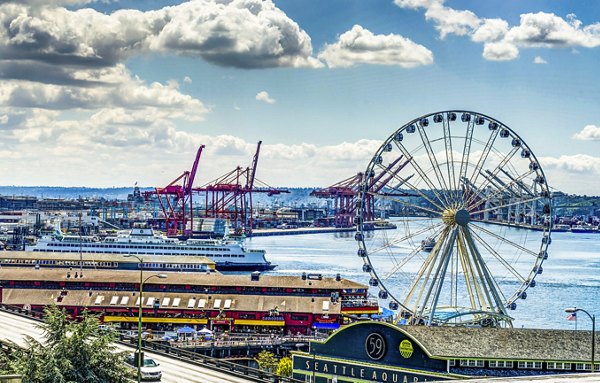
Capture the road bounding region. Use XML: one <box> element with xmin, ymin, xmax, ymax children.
<box><xmin>0</xmin><ymin>310</ymin><xmax>255</xmax><ymax>383</ymax></box>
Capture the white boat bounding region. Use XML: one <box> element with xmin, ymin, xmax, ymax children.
<box><xmin>25</xmin><ymin>226</ymin><xmax>275</xmax><ymax>271</ymax></box>
<box><xmin>421</xmin><ymin>238</ymin><xmax>435</xmax><ymax>252</ymax></box>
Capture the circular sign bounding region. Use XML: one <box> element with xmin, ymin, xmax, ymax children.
<box><xmin>399</xmin><ymin>339</ymin><xmax>414</xmax><ymax>358</ymax></box>
<box><xmin>365</xmin><ymin>333</ymin><xmax>387</xmax><ymax>360</ymax></box>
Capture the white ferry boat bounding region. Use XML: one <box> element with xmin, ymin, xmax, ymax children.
<box><xmin>25</xmin><ymin>226</ymin><xmax>275</xmax><ymax>271</ymax></box>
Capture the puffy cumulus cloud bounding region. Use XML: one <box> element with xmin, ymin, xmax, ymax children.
<box><xmin>471</xmin><ymin>18</ymin><xmax>509</xmax><ymax>43</ymax></box>
<box><xmin>183</xmin><ymin>76</ymin><xmax>192</xmax><ymax>84</ymax></box>
<box><xmin>318</xmin><ymin>25</ymin><xmax>433</xmax><ymax>68</ymax></box>
<box><xmin>533</xmin><ymin>56</ymin><xmax>547</xmax><ymax>64</ymax></box>
<box><xmin>482</xmin><ymin>41</ymin><xmax>519</xmax><ymax>61</ymax></box>
<box><xmin>393</xmin><ymin>1</ymin><xmax>600</xmax><ymax>61</ymax></box>
<box><xmin>0</xmin><ymin>108</ymin><xmax>383</xmax><ymax>187</ymax></box>
<box><xmin>255</xmin><ymin>91</ymin><xmax>276</xmax><ymax>104</ymax></box>
<box><xmin>0</xmin><ymin>0</ymin><xmax>320</xmax><ymax>87</ymax></box>
<box><xmin>540</xmin><ymin>154</ymin><xmax>600</xmax><ymax>173</ymax></box>
<box><xmin>0</xmin><ymin>65</ymin><xmax>208</xmax><ymax>119</ymax></box>
<box><xmin>507</xmin><ymin>12</ymin><xmax>600</xmax><ymax>48</ymax></box>
<box><xmin>573</xmin><ymin>125</ymin><xmax>600</xmax><ymax>141</ymax></box>
<box><xmin>151</xmin><ymin>0</ymin><xmax>322</xmax><ymax>69</ymax></box>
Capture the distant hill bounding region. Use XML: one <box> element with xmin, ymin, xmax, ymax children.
<box><xmin>0</xmin><ymin>186</ymin><xmax>325</xmax><ymax>207</ymax></box>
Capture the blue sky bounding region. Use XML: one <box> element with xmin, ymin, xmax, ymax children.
<box><xmin>0</xmin><ymin>0</ymin><xmax>599</xmax><ymax>194</ymax></box>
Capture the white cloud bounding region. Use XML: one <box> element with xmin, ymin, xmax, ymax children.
<box><xmin>256</xmin><ymin>91</ymin><xmax>276</xmax><ymax>104</ymax></box>
<box><xmin>533</xmin><ymin>56</ymin><xmax>547</xmax><ymax>64</ymax></box>
<box><xmin>482</xmin><ymin>41</ymin><xmax>519</xmax><ymax>61</ymax></box>
<box><xmin>0</xmin><ymin>0</ymin><xmax>322</xmax><ymax>84</ymax></box>
<box><xmin>393</xmin><ymin>1</ymin><xmax>600</xmax><ymax>61</ymax></box>
<box><xmin>472</xmin><ymin>18</ymin><xmax>509</xmax><ymax>43</ymax></box>
<box><xmin>573</xmin><ymin>125</ymin><xmax>600</xmax><ymax>141</ymax></box>
<box><xmin>0</xmin><ymin>115</ymin><xmax>7</xmax><ymax>124</ymax></box>
<box><xmin>183</xmin><ymin>76</ymin><xmax>192</xmax><ymax>83</ymax></box>
<box><xmin>318</xmin><ymin>25</ymin><xmax>433</xmax><ymax>68</ymax></box>
<box><xmin>540</xmin><ymin>154</ymin><xmax>600</xmax><ymax>173</ymax></box>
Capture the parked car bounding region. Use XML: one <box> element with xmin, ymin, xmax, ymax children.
<box><xmin>125</xmin><ymin>354</ymin><xmax>162</xmax><ymax>381</ymax></box>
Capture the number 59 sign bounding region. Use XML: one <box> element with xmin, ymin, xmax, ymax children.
<box><xmin>365</xmin><ymin>333</ymin><xmax>387</xmax><ymax>360</ymax></box>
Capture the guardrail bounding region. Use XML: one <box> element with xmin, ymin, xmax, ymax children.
<box><xmin>121</xmin><ymin>336</ymin><xmax>304</xmax><ymax>383</ymax></box>
<box><xmin>0</xmin><ymin>304</ymin><xmax>303</xmax><ymax>383</ymax></box>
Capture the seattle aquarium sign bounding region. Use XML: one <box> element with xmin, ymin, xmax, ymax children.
<box><xmin>292</xmin><ymin>354</ymin><xmax>449</xmax><ymax>382</ymax></box>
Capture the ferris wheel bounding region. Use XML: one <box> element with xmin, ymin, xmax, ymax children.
<box><xmin>355</xmin><ymin>110</ymin><xmax>552</xmax><ymax>328</ymax></box>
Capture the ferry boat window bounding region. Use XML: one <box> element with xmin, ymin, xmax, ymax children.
<box><xmin>162</xmin><ymin>297</ymin><xmax>170</xmax><ymax>307</ymax></box>
<box><xmin>197</xmin><ymin>299</ymin><xmax>206</xmax><ymax>308</ymax></box>
<box><xmin>213</xmin><ymin>299</ymin><xmax>221</xmax><ymax>309</ymax></box>
<box><xmin>172</xmin><ymin>297</ymin><xmax>181</xmax><ymax>307</ymax></box>
<box><xmin>109</xmin><ymin>296</ymin><xmax>119</xmax><ymax>305</ymax></box>
<box><xmin>120</xmin><ymin>296</ymin><xmax>130</xmax><ymax>305</ymax></box>
<box><xmin>187</xmin><ymin>298</ymin><xmax>196</xmax><ymax>308</ymax></box>
<box><xmin>146</xmin><ymin>297</ymin><xmax>154</xmax><ymax>306</ymax></box>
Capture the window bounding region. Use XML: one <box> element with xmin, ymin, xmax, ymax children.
<box><xmin>172</xmin><ymin>297</ymin><xmax>181</xmax><ymax>307</ymax></box>
<box><xmin>198</xmin><ymin>299</ymin><xmax>206</xmax><ymax>308</ymax></box>
<box><xmin>224</xmin><ymin>299</ymin><xmax>232</xmax><ymax>309</ymax></box>
<box><xmin>213</xmin><ymin>299</ymin><xmax>221</xmax><ymax>309</ymax></box>
<box><xmin>187</xmin><ymin>298</ymin><xmax>196</xmax><ymax>308</ymax></box>
<box><xmin>109</xmin><ymin>296</ymin><xmax>119</xmax><ymax>305</ymax></box>
<box><xmin>120</xmin><ymin>296</ymin><xmax>130</xmax><ymax>305</ymax></box>
<box><xmin>489</xmin><ymin>361</ymin><xmax>513</xmax><ymax>368</ymax></box>
<box><xmin>94</xmin><ymin>296</ymin><xmax>104</xmax><ymax>305</ymax></box>
<box><xmin>162</xmin><ymin>297</ymin><xmax>170</xmax><ymax>307</ymax></box>
<box><xmin>547</xmin><ymin>362</ymin><xmax>571</xmax><ymax>370</ymax></box>
<box><xmin>576</xmin><ymin>363</ymin><xmax>591</xmax><ymax>371</ymax></box>
<box><xmin>459</xmin><ymin>360</ymin><xmax>484</xmax><ymax>367</ymax></box>
<box><xmin>146</xmin><ymin>297</ymin><xmax>154</xmax><ymax>306</ymax></box>
<box><xmin>518</xmin><ymin>361</ymin><xmax>542</xmax><ymax>369</ymax></box>
<box><xmin>448</xmin><ymin>360</ymin><xmax>455</xmax><ymax>367</ymax></box>
<box><xmin>322</xmin><ymin>301</ymin><xmax>330</xmax><ymax>311</ymax></box>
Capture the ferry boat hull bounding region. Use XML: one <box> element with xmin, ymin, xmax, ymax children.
<box><xmin>25</xmin><ymin>226</ymin><xmax>275</xmax><ymax>271</ymax></box>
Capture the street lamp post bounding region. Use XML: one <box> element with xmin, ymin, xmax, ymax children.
<box><xmin>565</xmin><ymin>307</ymin><xmax>596</xmax><ymax>372</ymax></box>
<box><xmin>125</xmin><ymin>254</ymin><xmax>167</xmax><ymax>383</ymax></box>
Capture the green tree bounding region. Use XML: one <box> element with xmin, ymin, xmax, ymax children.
<box><xmin>255</xmin><ymin>350</ymin><xmax>278</xmax><ymax>373</ymax></box>
<box><xmin>8</xmin><ymin>305</ymin><xmax>134</xmax><ymax>383</ymax></box>
<box><xmin>276</xmin><ymin>356</ymin><xmax>292</xmax><ymax>377</ymax></box>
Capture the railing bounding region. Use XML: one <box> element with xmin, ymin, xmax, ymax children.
<box><xmin>0</xmin><ymin>304</ymin><xmax>304</xmax><ymax>383</ymax></box>
<box><xmin>123</xmin><ymin>336</ymin><xmax>304</xmax><ymax>383</ymax></box>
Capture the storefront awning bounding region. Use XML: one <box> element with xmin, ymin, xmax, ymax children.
<box><xmin>234</xmin><ymin>319</ymin><xmax>285</xmax><ymax>327</ymax></box>
<box><xmin>312</xmin><ymin>322</ymin><xmax>340</xmax><ymax>330</ymax></box>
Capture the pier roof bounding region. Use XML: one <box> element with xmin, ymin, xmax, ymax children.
<box><xmin>0</xmin><ymin>267</ymin><xmax>367</xmax><ymax>290</ymax></box>
<box><xmin>1</xmin><ymin>288</ymin><xmax>341</xmax><ymax>315</ymax></box>
<box><xmin>402</xmin><ymin>325</ymin><xmax>599</xmax><ymax>362</ymax></box>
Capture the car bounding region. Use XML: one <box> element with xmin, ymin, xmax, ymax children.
<box><xmin>125</xmin><ymin>354</ymin><xmax>162</xmax><ymax>381</ymax></box>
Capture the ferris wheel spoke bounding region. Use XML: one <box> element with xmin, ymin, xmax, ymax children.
<box><xmin>461</xmin><ymin>226</ymin><xmax>508</xmax><ymax>315</ymax></box>
<box><xmin>469</xmin><ymin>223</ymin><xmax>539</xmax><ymax>258</ymax></box>
<box><xmin>368</xmin><ymin>220</ymin><xmax>445</xmax><ymax>254</ymax></box>
<box><xmin>381</xmin><ymin>224</ymin><xmax>447</xmax><ymax>281</ymax></box>
<box><xmin>458</xmin><ymin>119</ymin><xmax>475</xmax><ymax>203</ymax></box>
<box><xmin>456</xmin><ymin>229</ymin><xmax>482</xmax><ymax>311</ymax></box>
<box><xmin>416</xmin><ymin>124</ymin><xmax>451</xmax><ymax>205</ymax></box>
<box><xmin>468</xmin><ymin>228</ymin><xmax>527</xmax><ymax>283</ymax></box>
<box><xmin>442</xmin><ymin>116</ymin><xmax>458</xmax><ymax>205</ymax></box>
<box><xmin>393</xmin><ymin>141</ymin><xmax>449</xmax><ymax>208</ymax></box>
<box><xmin>463</xmin><ymin>145</ymin><xmax>520</xmax><ymax>208</ymax></box>
<box><xmin>403</xmin><ymin>227</ymin><xmax>451</xmax><ymax>315</ymax></box>
<box><xmin>369</xmin><ymin>191</ymin><xmax>442</xmax><ymax>216</ymax></box>
<box><xmin>470</xmin><ymin>195</ymin><xmax>542</xmax><ymax>216</ymax></box>
<box><xmin>370</xmin><ymin>165</ymin><xmax>445</xmax><ymax>211</ymax></box>
<box><xmin>466</xmin><ymin>169</ymin><xmax>536</xmax><ymax>211</ymax></box>
<box><xmin>422</xmin><ymin>227</ymin><xmax>458</xmax><ymax>324</ymax></box>
<box><xmin>467</xmin><ymin>127</ymin><xmax>499</xmax><ymax>192</ymax></box>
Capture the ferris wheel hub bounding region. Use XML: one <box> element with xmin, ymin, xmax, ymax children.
<box><xmin>442</xmin><ymin>208</ymin><xmax>470</xmax><ymax>226</ymax></box>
